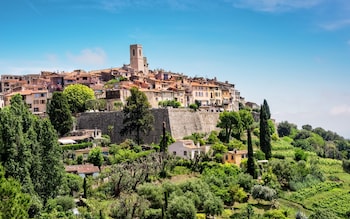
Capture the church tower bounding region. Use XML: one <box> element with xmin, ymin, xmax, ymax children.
<box><xmin>130</xmin><ymin>44</ymin><xmax>148</xmax><ymax>74</ymax></box>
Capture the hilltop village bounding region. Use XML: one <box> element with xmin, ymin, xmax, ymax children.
<box><xmin>0</xmin><ymin>44</ymin><xmax>257</xmax><ymax>114</ymax></box>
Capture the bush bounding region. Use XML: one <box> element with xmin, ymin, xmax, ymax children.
<box><xmin>251</xmin><ymin>185</ymin><xmax>277</xmax><ymax>202</ymax></box>
<box><xmin>342</xmin><ymin>159</ymin><xmax>350</xmax><ymax>173</ymax></box>
<box><xmin>55</xmin><ymin>196</ymin><xmax>75</xmax><ymax>212</ymax></box>
<box><xmin>272</xmin><ymin>154</ymin><xmax>285</xmax><ymax>159</ymax></box>
<box><xmin>61</xmin><ymin>142</ymin><xmax>93</xmax><ymax>151</ymax></box>
<box><xmin>295</xmin><ymin>148</ymin><xmax>308</xmax><ymax>161</ymax></box>
<box><xmin>254</xmin><ymin>150</ymin><xmax>266</xmax><ymax>160</ymax></box>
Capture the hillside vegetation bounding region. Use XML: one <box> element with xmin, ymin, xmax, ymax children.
<box><xmin>1</xmin><ymin>95</ymin><xmax>350</xmax><ymax>219</ymax></box>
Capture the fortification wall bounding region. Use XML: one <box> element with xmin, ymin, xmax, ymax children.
<box><xmin>167</xmin><ymin>109</ymin><xmax>220</xmax><ymax>139</ymax></box>
<box><xmin>76</xmin><ymin>108</ymin><xmax>219</xmax><ymax>144</ymax></box>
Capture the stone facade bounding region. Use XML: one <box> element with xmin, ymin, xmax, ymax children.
<box><xmin>76</xmin><ymin>108</ymin><xmax>220</xmax><ymax>144</ymax></box>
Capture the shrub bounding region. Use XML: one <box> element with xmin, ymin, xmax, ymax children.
<box><xmin>55</xmin><ymin>196</ymin><xmax>75</xmax><ymax>212</ymax></box>
<box><xmin>254</xmin><ymin>150</ymin><xmax>265</xmax><ymax>160</ymax></box>
<box><xmin>295</xmin><ymin>148</ymin><xmax>308</xmax><ymax>161</ymax></box>
<box><xmin>342</xmin><ymin>159</ymin><xmax>350</xmax><ymax>174</ymax></box>
<box><xmin>61</xmin><ymin>142</ymin><xmax>93</xmax><ymax>151</ymax></box>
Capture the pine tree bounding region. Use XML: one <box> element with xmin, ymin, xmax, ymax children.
<box><xmin>120</xmin><ymin>87</ymin><xmax>154</xmax><ymax>145</ymax></box>
<box><xmin>260</xmin><ymin>99</ymin><xmax>272</xmax><ymax>159</ymax></box>
<box><xmin>47</xmin><ymin>92</ymin><xmax>73</xmax><ymax>136</ymax></box>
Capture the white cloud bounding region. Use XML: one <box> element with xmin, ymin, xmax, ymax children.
<box><xmin>226</xmin><ymin>0</ymin><xmax>323</xmax><ymax>12</ymax></box>
<box><xmin>320</xmin><ymin>19</ymin><xmax>350</xmax><ymax>31</ymax></box>
<box><xmin>67</xmin><ymin>48</ymin><xmax>107</xmax><ymax>66</ymax></box>
<box><xmin>330</xmin><ymin>105</ymin><xmax>350</xmax><ymax>116</ymax></box>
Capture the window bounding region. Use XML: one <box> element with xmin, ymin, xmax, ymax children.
<box><xmin>33</xmin><ymin>100</ymin><xmax>39</xmax><ymax>104</ymax></box>
<box><xmin>40</xmin><ymin>100</ymin><xmax>46</xmax><ymax>104</ymax></box>
<box><xmin>225</xmin><ymin>155</ymin><xmax>228</xmax><ymax>160</ymax></box>
<box><xmin>34</xmin><ymin>108</ymin><xmax>39</xmax><ymax>112</ymax></box>
<box><xmin>183</xmin><ymin>151</ymin><xmax>187</xmax><ymax>156</ymax></box>
<box><xmin>173</xmin><ymin>151</ymin><xmax>176</xmax><ymax>155</ymax></box>
<box><xmin>133</xmin><ymin>49</ymin><xmax>135</xmax><ymax>56</ymax></box>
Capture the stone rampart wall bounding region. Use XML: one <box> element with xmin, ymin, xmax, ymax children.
<box><xmin>77</xmin><ymin>108</ymin><xmax>219</xmax><ymax>144</ymax></box>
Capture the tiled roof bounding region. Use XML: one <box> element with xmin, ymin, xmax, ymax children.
<box><xmin>65</xmin><ymin>164</ymin><xmax>99</xmax><ymax>174</ymax></box>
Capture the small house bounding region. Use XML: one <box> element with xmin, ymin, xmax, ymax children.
<box><xmin>65</xmin><ymin>164</ymin><xmax>100</xmax><ymax>178</ymax></box>
<box><xmin>223</xmin><ymin>150</ymin><xmax>248</xmax><ymax>166</ymax></box>
<box><xmin>168</xmin><ymin>140</ymin><xmax>210</xmax><ymax>159</ymax></box>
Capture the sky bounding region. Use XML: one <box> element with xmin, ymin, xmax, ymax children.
<box><xmin>1</xmin><ymin>0</ymin><xmax>350</xmax><ymax>138</ymax></box>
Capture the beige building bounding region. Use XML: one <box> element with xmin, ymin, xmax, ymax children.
<box><xmin>222</xmin><ymin>150</ymin><xmax>248</xmax><ymax>166</ymax></box>
<box><xmin>4</xmin><ymin>89</ymin><xmax>49</xmax><ymax>114</ymax></box>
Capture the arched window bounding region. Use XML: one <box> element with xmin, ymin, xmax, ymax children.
<box><xmin>133</xmin><ymin>49</ymin><xmax>135</xmax><ymax>56</ymax></box>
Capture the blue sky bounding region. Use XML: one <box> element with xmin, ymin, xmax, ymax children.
<box><xmin>1</xmin><ymin>0</ymin><xmax>350</xmax><ymax>138</ymax></box>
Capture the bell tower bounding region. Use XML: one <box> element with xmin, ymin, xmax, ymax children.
<box><xmin>130</xmin><ymin>44</ymin><xmax>145</xmax><ymax>73</ymax></box>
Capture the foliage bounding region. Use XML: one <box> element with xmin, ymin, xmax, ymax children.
<box><xmin>47</xmin><ymin>92</ymin><xmax>73</xmax><ymax>136</ymax></box>
<box><xmin>88</xmin><ymin>147</ymin><xmax>104</xmax><ymax>169</ymax></box>
<box><xmin>167</xmin><ymin>195</ymin><xmax>196</xmax><ymax>219</ymax></box>
<box><xmin>217</xmin><ymin>111</ymin><xmax>242</xmax><ymax>143</ymax></box>
<box><xmin>113</xmin><ymin>101</ymin><xmax>124</xmax><ymax>111</ymax></box>
<box><xmin>263</xmin><ymin>209</ymin><xmax>288</xmax><ymax>219</ymax></box>
<box><xmin>54</xmin><ymin>196</ymin><xmax>75</xmax><ymax>212</ymax></box>
<box><xmin>110</xmin><ymin>193</ymin><xmax>150</xmax><ymax>219</ymax></box>
<box><xmin>61</xmin><ymin>142</ymin><xmax>93</xmax><ymax>151</ymax></box>
<box><xmin>309</xmin><ymin>208</ymin><xmax>340</xmax><ymax>219</ymax></box>
<box><xmin>189</xmin><ymin>103</ymin><xmax>198</xmax><ymax>111</ymax></box>
<box><xmin>159</xmin><ymin>131</ymin><xmax>175</xmax><ymax>152</ymax></box>
<box><xmin>342</xmin><ymin>159</ymin><xmax>350</xmax><ymax>174</ymax></box>
<box><xmin>158</xmin><ymin>100</ymin><xmax>181</xmax><ymax>108</ymax></box>
<box><xmin>0</xmin><ymin>94</ymin><xmax>64</xmax><ymax>203</ymax></box>
<box><xmin>85</xmin><ymin>99</ymin><xmax>107</xmax><ymax>111</ymax></box>
<box><xmin>203</xmin><ymin>195</ymin><xmax>224</xmax><ymax>217</ymax></box>
<box><xmin>295</xmin><ymin>148</ymin><xmax>308</xmax><ymax>161</ymax></box>
<box><xmin>211</xmin><ymin>142</ymin><xmax>228</xmax><ymax>155</ymax></box>
<box><xmin>120</xmin><ymin>87</ymin><xmax>154</xmax><ymax>145</ymax></box>
<box><xmin>251</xmin><ymin>185</ymin><xmax>277</xmax><ymax>202</ymax></box>
<box><xmin>277</xmin><ymin>121</ymin><xmax>297</xmax><ymax>137</ymax></box>
<box><xmin>207</xmin><ymin>130</ymin><xmax>220</xmax><ymax>144</ymax></box>
<box><xmin>0</xmin><ymin>165</ymin><xmax>31</xmax><ymax>219</ymax></box>
<box><xmin>260</xmin><ymin>99</ymin><xmax>272</xmax><ymax>159</ymax></box>
<box><xmin>183</xmin><ymin>132</ymin><xmax>206</xmax><ymax>146</ymax></box>
<box><xmin>63</xmin><ymin>84</ymin><xmax>95</xmax><ymax>113</ymax></box>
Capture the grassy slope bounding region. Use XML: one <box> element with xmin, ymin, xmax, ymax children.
<box><xmin>270</xmin><ymin>138</ymin><xmax>350</xmax><ymax>218</ymax></box>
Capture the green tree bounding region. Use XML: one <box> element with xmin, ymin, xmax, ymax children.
<box><xmin>120</xmin><ymin>87</ymin><xmax>154</xmax><ymax>145</ymax></box>
<box><xmin>167</xmin><ymin>196</ymin><xmax>196</xmax><ymax>219</ymax></box>
<box><xmin>47</xmin><ymin>92</ymin><xmax>73</xmax><ymax>136</ymax></box>
<box><xmin>203</xmin><ymin>195</ymin><xmax>224</xmax><ymax>219</ymax></box>
<box><xmin>88</xmin><ymin>147</ymin><xmax>104</xmax><ymax>170</ymax></box>
<box><xmin>113</xmin><ymin>101</ymin><xmax>124</xmax><ymax>111</ymax></box>
<box><xmin>34</xmin><ymin>119</ymin><xmax>64</xmax><ymax>203</ymax></box>
<box><xmin>251</xmin><ymin>185</ymin><xmax>276</xmax><ymax>203</ymax></box>
<box><xmin>217</xmin><ymin>111</ymin><xmax>241</xmax><ymax>143</ymax></box>
<box><xmin>260</xmin><ymin>99</ymin><xmax>272</xmax><ymax>159</ymax></box>
<box><xmin>0</xmin><ymin>164</ymin><xmax>31</xmax><ymax>219</ymax></box>
<box><xmin>63</xmin><ymin>84</ymin><xmax>95</xmax><ymax>113</ymax></box>
<box><xmin>277</xmin><ymin>121</ymin><xmax>297</xmax><ymax>137</ymax></box>
<box><xmin>240</xmin><ymin>109</ymin><xmax>256</xmax><ymax>178</ymax></box>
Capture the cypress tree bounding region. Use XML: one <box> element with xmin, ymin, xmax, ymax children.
<box><xmin>240</xmin><ymin>109</ymin><xmax>255</xmax><ymax>178</ymax></box>
<box><xmin>260</xmin><ymin>99</ymin><xmax>272</xmax><ymax>159</ymax></box>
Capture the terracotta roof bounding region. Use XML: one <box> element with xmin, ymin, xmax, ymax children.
<box><xmin>65</xmin><ymin>164</ymin><xmax>99</xmax><ymax>174</ymax></box>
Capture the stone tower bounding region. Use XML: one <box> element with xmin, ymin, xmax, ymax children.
<box><xmin>130</xmin><ymin>44</ymin><xmax>148</xmax><ymax>74</ymax></box>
